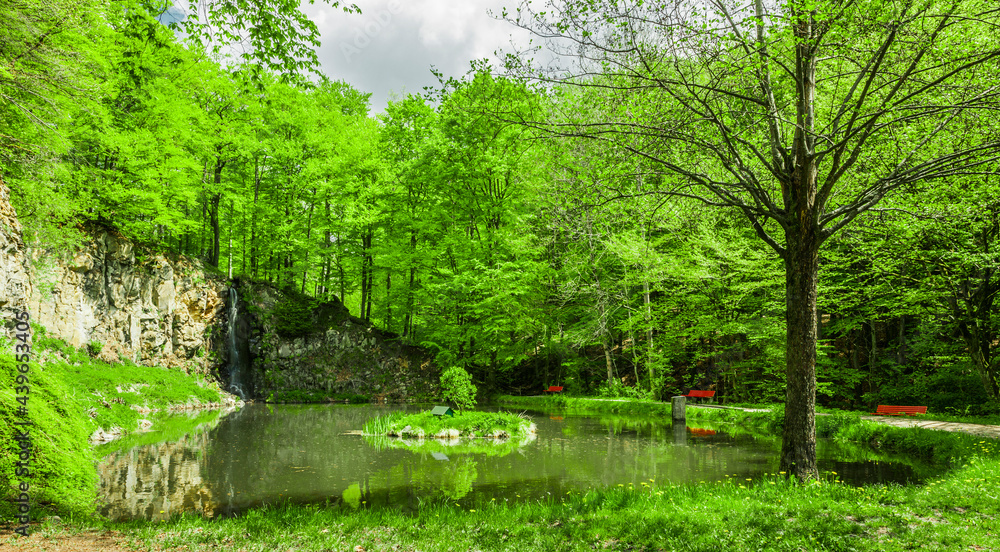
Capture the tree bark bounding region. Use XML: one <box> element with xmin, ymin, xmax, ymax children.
<box><xmin>780</xmin><ymin>227</ymin><xmax>819</xmax><ymax>479</ymax></box>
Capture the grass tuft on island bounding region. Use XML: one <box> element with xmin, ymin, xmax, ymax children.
<box><xmin>364</xmin><ymin>410</ymin><xmax>536</xmax><ymax>440</ymax></box>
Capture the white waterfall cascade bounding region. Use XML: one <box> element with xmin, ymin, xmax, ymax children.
<box><xmin>227</xmin><ymin>287</ymin><xmax>246</xmax><ymax>399</ymax></box>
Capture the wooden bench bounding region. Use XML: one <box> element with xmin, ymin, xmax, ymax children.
<box><xmin>872</xmin><ymin>405</ymin><xmax>927</xmax><ymax>416</ymax></box>
<box><xmin>545</xmin><ymin>386</ymin><xmax>564</xmax><ymax>394</ymax></box>
<box><xmin>682</xmin><ymin>390</ymin><xmax>715</xmax><ymax>403</ymax></box>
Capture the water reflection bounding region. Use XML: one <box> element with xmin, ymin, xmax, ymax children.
<box><xmin>97</xmin><ymin>404</ymin><xmax>939</xmax><ymax>521</ymax></box>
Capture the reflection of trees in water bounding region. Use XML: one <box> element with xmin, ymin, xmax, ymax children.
<box><xmin>440</xmin><ymin>457</ymin><xmax>478</xmax><ymax>500</ymax></box>
<box><xmin>98</xmin><ymin>432</ymin><xmax>215</xmax><ymax>521</ymax></box>
<box><xmin>97</xmin><ymin>405</ymin><xmax>931</xmax><ymax>521</ymax></box>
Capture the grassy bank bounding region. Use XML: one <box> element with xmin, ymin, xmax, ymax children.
<box><xmin>1</xmin><ymin>330</ymin><xmax>235</xmax><ymax>518</ymax></box>
<box><xmin>7</xmin><ymin>385</ymin><xmax>1000</xmax><ymax>549</ymax></box>
<box><xmin>8</xmin><ymin>455</ymin><xmax>997</xmax><ymax>551</ymax></box>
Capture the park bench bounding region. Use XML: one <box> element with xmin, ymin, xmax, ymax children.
<box><xmin>545</xmin><ymin>386</ymin><xmax>564</xmax><ymax>394</ymax></box>
<box><xmin>872</xmin><ymin>405</ymin><xmax>927</xmax><ymax>416</ymax></box>
<box><xmin>682</xmin><ymin>390</ymin><xmax>715</xmax><ymax>403</ymax></box>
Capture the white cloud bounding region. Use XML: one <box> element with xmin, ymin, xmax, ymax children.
<box><xmin>301</xmin><ymin>0</ymin><xmax>532</xmax><ymax>112</ymax></box>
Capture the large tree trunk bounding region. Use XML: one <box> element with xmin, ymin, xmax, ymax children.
<box><xmin>780</xmin><ymin>228</ymin><xmax>819</xmax><ymax>480</ymax></box>
<box><xmin>777</xmin><ymin>4</ymin><xmax>820</xmax><ymax>481</ymax></box>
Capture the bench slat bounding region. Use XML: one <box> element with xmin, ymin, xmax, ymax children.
<box><xmin>873</xmin><ymin>405</ymin><xmax>926</xmax><ymax>416</ymax></box>
<box><xmin>683</xmin><ymin>390</ymin><xmax>715</xmax><ymax>398</ymax></box>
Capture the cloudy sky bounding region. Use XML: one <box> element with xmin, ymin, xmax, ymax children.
<box><xmin>300</xmin><ymin>0</ymin><xmax>535</xmax><ymax>112</ymax></box>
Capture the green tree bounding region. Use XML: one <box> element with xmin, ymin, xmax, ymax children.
<box><xmin>507</xmin><ymin>0</ymin><xmax>1000</xmax><ymax>479</ymax></box>
<box><xmin>440</xmin><ymin>365</ymin><xmax>477</xmax><ymax>414</ymax></box>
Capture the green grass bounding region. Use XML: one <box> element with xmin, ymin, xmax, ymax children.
<box><xmin>499</xmin><ymin>395</ymin><xmax>1000</xmax><ymax>465</ymax></box>
<box><xmin>0</xmin><ymin>350</ymin><xmax>96</xmax><ymax>518</ymax></box>
<box><xmin>497</xmin><ymin>394</ymin><xmax>674</xmax><ymax>417</ymax></box>
<box><xmin>6</xmin><ymin>388</ymin><xmax>1000</xmax><ymax>549</ymax></box>
<box><xmin>33</xmin><ymin>334</ymin><xmax>225</xmax><ymax>435</ymax></box>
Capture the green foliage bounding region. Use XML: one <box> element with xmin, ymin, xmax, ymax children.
<box><xmin>364</xmin><ymin>410</ymin><xmax>533</xmax><ymax>441</ymax></box>
<box><xmin>597</xmin><ymin>379</ymin><xmax>650</xmax><ymax>400</ymax></box>
<box><xmin>439</xmin><ymin>366</ymin><xmax>477</xmax><ymax>413</ymax></box>
<box><xmin>272</xmin><ymin>296</ymin><xmax>316</xmax><ymax>338</ymax></box>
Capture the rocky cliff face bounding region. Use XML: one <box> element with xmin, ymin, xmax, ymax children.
<box><xmin>237</xmin><ymin>281</ymin><xmax>438</xmax><ymax>402</ymax></box>
<box><xmin>1</xmin><ymin>181</ymin><xmax>434</xmax><ymax>398</ymax></box>
<box><xmin>0</xmin><ymin>181</ymin><xmax>31</xmax><ymax>334</ymax></box>
<box><xmin>27</xmin><ymin>226</ymin><xmax>228</xmax><ymax>372</ymax></box>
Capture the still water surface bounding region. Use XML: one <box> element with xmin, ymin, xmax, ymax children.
<box><xmin>97</xmin><ymin>404</ymin><xmax>938</xmax><ymax>520</ymax></box>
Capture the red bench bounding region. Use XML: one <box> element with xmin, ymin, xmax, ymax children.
<box><xmin>545</xmin><ymin>386</ymin><xmax>564</xmax><ymax>393</ymax></box>
<box><xmin>682</xmin><ymin>390</ymin><xmax>715</xmax><ymax>402</ymax></box>
<box><xmin>873</xmin><ymin>405</ymin><xmax>926</xmax><ymax>416</ymax></box>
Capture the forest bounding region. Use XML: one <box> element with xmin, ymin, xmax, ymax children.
<box><xmin>3</xmin><ymin>0</ymin><xmax>999</xmax><ymax>481</ymax></box>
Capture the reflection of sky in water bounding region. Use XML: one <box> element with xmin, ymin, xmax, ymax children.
<box><xmin>97</xmin><ymin>404</ymin><xmax>940</xmax><ymax>520</ymax></box>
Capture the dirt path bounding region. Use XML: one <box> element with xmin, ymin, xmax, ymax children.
<box><xmin>862</xmin><ymin>415</ymin><xmax>1000</xmax><ymax>439</ymax></box>
<box><xmin>1</xmin><ymin>529</ymin><xmax>135</xmax><ymax>552</ymax></box>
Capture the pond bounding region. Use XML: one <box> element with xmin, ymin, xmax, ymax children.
<box><xmin>97</xmin><ymin>404</ymin><xmax>941</xmax><ymax>521</ymax></box>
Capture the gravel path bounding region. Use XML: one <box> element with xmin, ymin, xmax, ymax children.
<box><xmin>862</xmin><ymin>415</ymin><xmax>1000</xmax><ymax>439</ymax></box>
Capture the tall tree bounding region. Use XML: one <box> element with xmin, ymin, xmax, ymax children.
<box><xmin>506</xmin><ymin>0</ymin><xmax>1000</xmax><ymax>479</ymax></box>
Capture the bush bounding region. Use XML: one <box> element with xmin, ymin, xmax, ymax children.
<box><xmin>597</xmin><ymin>379</ymin><xmax>651</xmax><ymax>400</ymax></box>
<box><xmin>87</xmin><ymin>340</ymin><xmax>103</xmax><ymax>357</ymax></box>
<box><xmin>440</xmin><ymin>366</ymin><xmax>477</xmax><ymax>413</ymax></box>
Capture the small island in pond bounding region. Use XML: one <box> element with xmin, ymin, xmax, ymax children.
<box><xmin>364</xmin><ymin>410</ymin><xmax>537</xmax><ymax>441</ymax></box>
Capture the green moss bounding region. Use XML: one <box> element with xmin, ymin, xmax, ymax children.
<box><xmin>272</xmin><ymin>296</ymin><xmax>314</xmax><ymax>338</ymax></box>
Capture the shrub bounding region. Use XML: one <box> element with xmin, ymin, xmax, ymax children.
<box><xmin>272</xmin><ymin>296</ymin><xmax>315</xmax><ymax>338</ymax></box>
<box><xmin>440</xmin><ymin>365</ymin><xmax>477</xmax><ymax>413</ymax></box>
<box><xmin>87</xmin><ymin>340</ymin><xmax>103</xmax><ymax>357</ymax></box>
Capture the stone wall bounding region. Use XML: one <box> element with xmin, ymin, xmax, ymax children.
<box><xmin>27</xmin><ymin>226</ymin><xmax>229</xmax><ymax>372</ymax></box>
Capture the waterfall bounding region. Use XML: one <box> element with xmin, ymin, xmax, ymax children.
<box><xmin>227</xmin><ymin>286</ymin><xmax>246</xmax><ymax>399</ymax></box>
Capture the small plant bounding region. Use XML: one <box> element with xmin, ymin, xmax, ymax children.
<box><xmin>440</xmin><ymin>365</ymin><xmax>477</xmax><ymax>414</ymax></box>
<box><xmin>87</xmin><ymin>341</ymin><xmax>104</xmax><ymax>357</ymax></box>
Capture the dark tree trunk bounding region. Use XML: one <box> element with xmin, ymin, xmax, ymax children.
<box><xmin>780</xmin><ymin>227</ymin><xmax>819</xmax><ymax>479</ymax></box>
<box><xmin>776</xmin><ymin>6</ymin><xmax>820</xmax><ymax>481</ymax></box>
<box><xmin>207</xmin><ymin>155</ymin><xmax>225</xmax><ymax>268</ymax></box>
